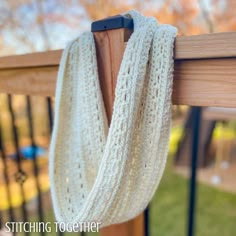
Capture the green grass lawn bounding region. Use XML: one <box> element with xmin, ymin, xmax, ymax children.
<box><xmin>150</xmin><ymin>155</ymin><xmax>236</xmax><ymax>236</ymax></box>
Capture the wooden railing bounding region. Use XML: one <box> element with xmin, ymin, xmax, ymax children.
<box><xmin>0</xmin><ymin>31</ymin><xmax>236</xmax><ymax>107</ymax></box>
<box><xmin>0</xmin><ymin>27</ymin><xmax>236</xmax><ymax>236</ymax></box>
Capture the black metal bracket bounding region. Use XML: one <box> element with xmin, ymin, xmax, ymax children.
<box><xmin>91</xmin><ymin>15</ymin><xmax>133</xmax><ymax>32</ymax></box>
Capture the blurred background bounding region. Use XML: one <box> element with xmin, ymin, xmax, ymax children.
<box><xmin>0</xmin><ymin>0</ymin><xmax>236</xmax><ymax>236</ymax></box>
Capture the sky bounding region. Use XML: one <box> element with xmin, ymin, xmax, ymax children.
<box><xmin>0</xmin><ymin>0</ymin><xmax>228</xmax><ymax>56</ymax></box>
<box><xmin>0</xmin><ymin>0</ymin><xmax>91</xmax><ymax>55</ymax></box>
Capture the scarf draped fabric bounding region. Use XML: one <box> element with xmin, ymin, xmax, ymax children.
<box><xmin>49</xmin><ymin>10</ymin><xmax>177</xmax><ymax>229</ymax></box>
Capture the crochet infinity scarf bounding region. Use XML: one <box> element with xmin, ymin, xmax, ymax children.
<box><xmin>49</xmin><ymin>10</ymin><xmax>177</xmax><ymax>228</ymax></box>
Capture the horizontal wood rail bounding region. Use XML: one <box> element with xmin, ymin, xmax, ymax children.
<box><xmin>203</xmin><ymin>107</ymin><xmax>236</xmax><ymax>120</ymax></box>
<box><xmin>0</xmin><ymin>31</ymin><xmax>236</xmax><ymax>107</ymax></box>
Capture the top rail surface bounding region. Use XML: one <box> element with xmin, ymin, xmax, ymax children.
<box><xmin>0</xmin><ymin>30</ymin><xmax>236</xmax><ymax>108</ymax></box>
<box><xmin>0</xmin><ymin>32</ymin><xmax>236</xmax><ymax>69</ymax></box>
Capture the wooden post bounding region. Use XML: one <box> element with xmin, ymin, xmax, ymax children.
<box><xmin>93</xmin><ymin>27</ymin><xmax>144</xmax><ymax>236</ymax></box>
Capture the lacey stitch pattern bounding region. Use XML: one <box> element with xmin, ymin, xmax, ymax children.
<box><xmin>49</xmin><ymin>10</ymin><xmax>177</xmax><ymax>229</ymax></box>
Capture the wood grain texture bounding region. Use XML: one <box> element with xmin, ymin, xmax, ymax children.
<box><xmin>173</xmin><ymin>58</ymin><xmax>236</xmax><ymax>107</ymax></box>
<box><xmin>1</xmin><ymin>31</ymin><xmax>236</xmax><ymax>70</ymax></box>
<box><xmin>93</xmin><ymin>28</ymin><xmax>144</xmax><ymax>236</ymax></box>
<box><xmin>0</xmin><ymin>50</ymin><xmax>61</xmax><ymax>69</ymax></box>
<box><xmin>1</xmin><ymin>57</ymin><xmax>236</xmax><ymax>107</ymax></box>
<box><xmin>94</xmin><ymin>29</ymin><xmax>125</xmax><ymax>123</ymax></box>
<box><xmin>175</xmin><ymin>31</ymin><xmax>236</xmax><ymax>59</ymax></box>
<box><xmin>0</xmin><ymin>66</ymin><xmax>57</xmax><ymax>97</ymax></box>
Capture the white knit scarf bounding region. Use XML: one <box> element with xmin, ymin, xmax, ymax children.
<box><xmin>49</xmin><ymin>10</ymin><xmax>177</xmax><ymax>229</ymax></box>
